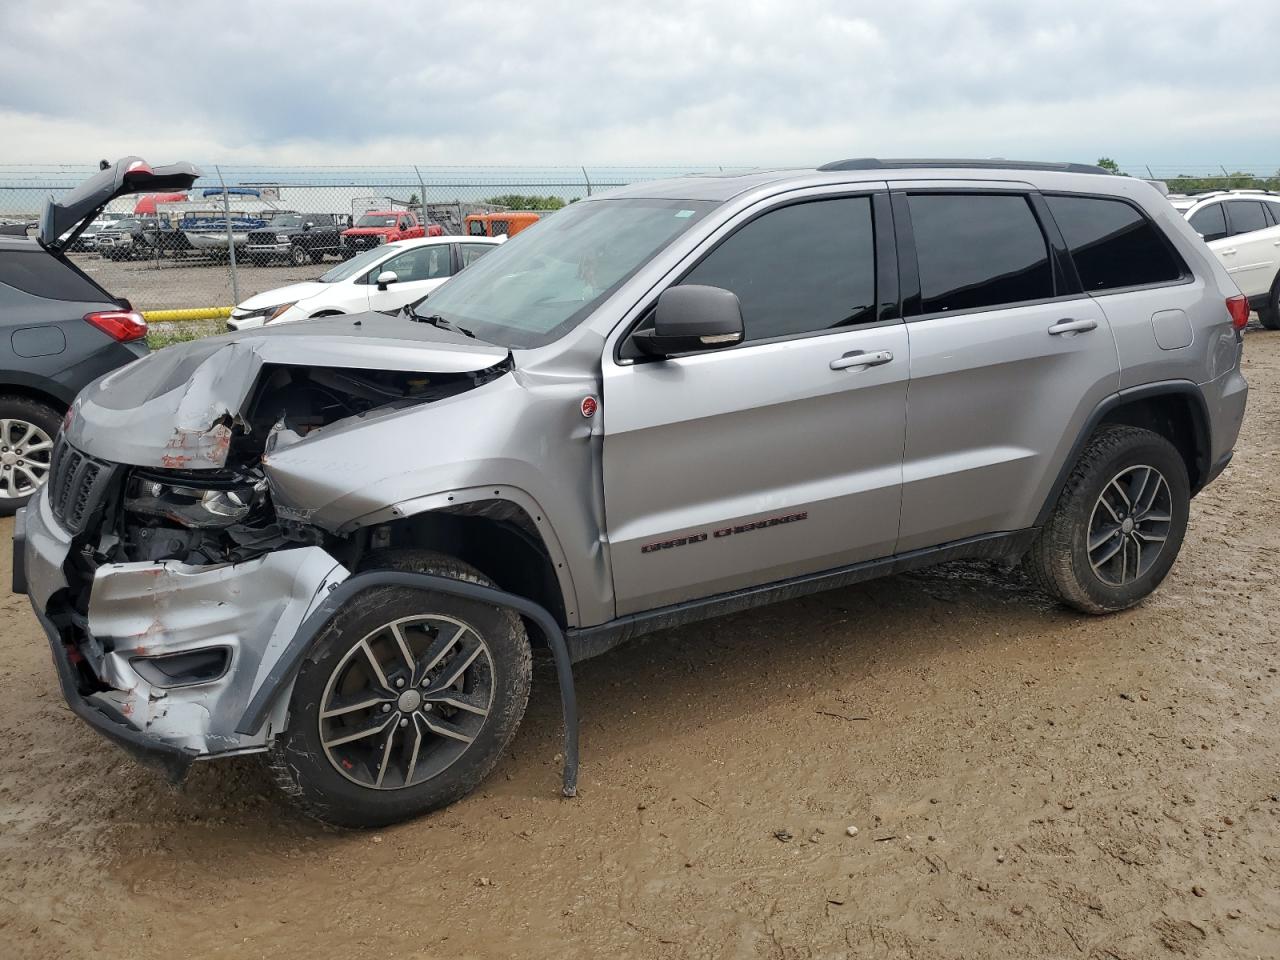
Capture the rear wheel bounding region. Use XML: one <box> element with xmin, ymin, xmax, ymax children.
<box><xmin>266</xmin><ymin>550</ymin><xmax>531</xmax><ymax>827</ymax></box>
<box><xmin>1027</xmin><ymin>425</ymin><xmax>1189</xmax><ymax>614</ymax></box>
<box><xmin>0</xmin><ymin>396</ymin><xmax>60</xmax><ymax>516</ymax></box>
<box><xmin>1258</xmin><ymin>277</ymin><xmax>1280</xmax><ymax>330</ymax></box>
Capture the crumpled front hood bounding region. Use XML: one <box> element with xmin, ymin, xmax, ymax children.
<box><xmin>65</xmin><ymin>312</ymin><xmax>510</xmax><ymax>469</ymax></box>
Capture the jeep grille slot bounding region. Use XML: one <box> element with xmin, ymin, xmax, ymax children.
<box><xmin>48</xmin><ymin>435</ymin><xmax>114</xmax><ymax>534</ymax></box>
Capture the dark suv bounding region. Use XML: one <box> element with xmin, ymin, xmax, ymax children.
<box><xmin>0</xmin><ymin>157</ymin><xmax>198</xmax><ymax>512</ymax></box>
<box><xmin>246</xmin><ymin>213</ymin><xmax>346</xmax><ymax>266</ymax></box>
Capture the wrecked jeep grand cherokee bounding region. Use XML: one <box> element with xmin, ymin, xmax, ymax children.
<box><xmin>16</xmin><ymin>160</ymin><xmax>1248</xmax><ymax>827</ymax></box>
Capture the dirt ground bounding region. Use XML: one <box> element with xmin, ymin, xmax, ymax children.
<box><xmin>1</xmin><ymin>333</ymin><xmax>1278</xmax><ymax>960</ymax></box>
<box><xmin>71</xmin><ymin>251</ymin><xmax>325</xmax><ymax>311</ymax></box>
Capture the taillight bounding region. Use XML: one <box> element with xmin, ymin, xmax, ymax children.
<box><xmin>1226</xmin><ymin>295</ymin><xmax>1250</xmax><ymax>331</ymax></box>
<box><xmin>84</xmin><ymin>309</ymin><xmax>147</xmax><ymax>342</ymax></box>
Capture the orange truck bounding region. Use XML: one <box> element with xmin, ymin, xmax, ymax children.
<box><xmin>464</xmin><ymin>210</ymin><xmax>542</xmax><ymax>238</ymax></box>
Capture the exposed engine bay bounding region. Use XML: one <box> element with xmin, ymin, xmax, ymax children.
<box><xmin>98</xmin><ymin>359</ymin><xmax>513</xmax><ymax>567</ymax></box>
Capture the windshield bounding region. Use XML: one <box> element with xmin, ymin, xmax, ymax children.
<box><xmin>318</xmin><ymin>245</ymin><xmax>392</xmax><ymax>283</ymax></box>
<box><xmin>268</xmin><ymin>214</ymin><xmax>305</xmax><ymax>228</ymax></box>
<box><xmin>420</xmin><ymin>199</ymin><xmax>715</xmax><ymax>348</ymax></box>
<box><xmin>357</xmin><ymin>214</ymin><xmax>398</xmax><ymax>228</ymax></box>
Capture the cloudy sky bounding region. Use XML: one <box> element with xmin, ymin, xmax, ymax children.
<box><xmin>1</xmin><ymin>0</ymin><xmax>1278</xmax><ymax>172</ymax></box>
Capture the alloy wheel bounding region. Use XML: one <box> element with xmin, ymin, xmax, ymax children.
<box><xmin>318</xmin><ymin>614</ymin><xmax>494</xmax><ymax>790</ymax></box>
<box><xmin>1087</xmin><ymin>464</ymin><xmax>1172</xmax><ymax>586</ymax></box>
<box><xmin>0</xmin><ymin>419</ymin><xmax>54</xmax><ymax>501</ymax></box>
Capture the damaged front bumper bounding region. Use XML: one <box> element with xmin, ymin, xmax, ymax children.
<box><xmin>17</xmin><ymin>490</ymin><xmax>349</xmax><ymax>779</ymax></box>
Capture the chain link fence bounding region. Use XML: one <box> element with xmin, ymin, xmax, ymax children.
<box><xmin>2</xmin><ymin>161</ymin><xmax>1277</xmax><ymax>346</ymax></box>
<box><xmin>0</xmin><ymin>164</ymin><xmax>746</xmax><ymax>343</ymax></box>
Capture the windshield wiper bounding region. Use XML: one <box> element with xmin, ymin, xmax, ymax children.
<box><xmin>406</xmin><ymin>304</ymin><xmax>477</xmax><ymax>339</ymax></box>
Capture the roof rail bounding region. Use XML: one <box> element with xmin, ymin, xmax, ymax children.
<box><xmin>817</xmin><ymin>158</ymin><xmax>1112</xmax><ymax>175</ymax></box>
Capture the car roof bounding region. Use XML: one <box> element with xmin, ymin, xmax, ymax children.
<box><xmin>385</xmin><ymin>235</ymin><xmax>500</xmax><ymax>251</ymax></box>
<box><xmin>598</xmin><ymin>160</ymin><xmax>1131</xmax><ymax>203</ymax></box>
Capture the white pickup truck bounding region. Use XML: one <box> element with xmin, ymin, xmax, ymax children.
<box><xmin>1171</xmin><ymin>190</ymin><xmax>1280</xmax><ymax>329</ymax></box>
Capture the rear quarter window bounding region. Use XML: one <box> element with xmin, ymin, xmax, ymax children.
<box><xmin>0</xmin><ymin>249</ymin><xmax>111</xmax><ymax>302</ymax></box>
<box><xmin>1045</xmin><ymin>195</ymin><xmax>1185</xmax><ymax>292</ymax></box>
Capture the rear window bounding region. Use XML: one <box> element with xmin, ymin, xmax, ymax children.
<box><xmin>906</xmin><ymin>193</ymin><xmax>1052</xmax><ymax>314</ymax></box>
<box><xmin>0</xmin><ymin>249</ymin><xmax>110</xmax><ymax>302</ymax></box>
<box><xmin>1046</xmin><ymin>195</ymin><xmax>1185</xmax><ymax>292</ymax></box>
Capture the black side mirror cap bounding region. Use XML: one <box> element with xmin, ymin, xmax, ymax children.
<box><xmin>632</xmin><ymin>284</ymin><xmax>745</xmax><ymax>358</ymax></box>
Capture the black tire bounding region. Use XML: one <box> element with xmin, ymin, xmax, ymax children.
<box><xmin>1027</xmin><ymin>425</ymin><xmax>1190</xmax><ymax>614</ymax></box>
<box><xmin>0</xmin><ymin>395</ymin><xmax>61</xmax><ymax>516</ymax></box>
<box><xmin>1258</xmin><ymin>278</ymin><xmax>1280</xmax><ymax>330</ymax></box>
<box><xmin>289</xmin><ymin>244</ymin><xmax>309</xmax><ymax>267</ymax></box>
<box><xmin>266</xmin><ymin>550</ymin><xmax>532</xmax><ymax>827</ymax></box>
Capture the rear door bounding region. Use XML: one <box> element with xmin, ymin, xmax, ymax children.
<box><xmin>892</xmin><ymin>186</ymin><xmax>1118</xmax><ymax>551</ymax></box>
<box><xmin>1220</xmin><ymin>200</ymin><xmax>1279</xmax><ymax>297</ymax></box>
<box><xmin>602</xmin><ymin>188</ymin><xmax>910</xmax><ymax>615</ymax></box>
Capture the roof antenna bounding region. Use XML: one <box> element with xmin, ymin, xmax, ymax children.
<box><xmin>98</xmin><ymin>159</ymin><xmax>110</xmax><ymax>170</ymax></box>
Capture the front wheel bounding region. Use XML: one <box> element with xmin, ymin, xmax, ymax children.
<box><xmin>1027</xmin><ymin>425</ymin><xmax>1190</xmax><ymax>614</ymax></box>
<box><xmin>266</xmin><ymin>551</ymin><xmax>532</xmax><ymax>827</ymax></box>
<box><xmin>289</xmin><ymin>244</ymin><xmax>309</xmax><ymax>267</ymax></box>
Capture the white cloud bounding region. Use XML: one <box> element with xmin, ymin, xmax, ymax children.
<box><xmin>0</xmin><ymin>0</ymin><xmax>1277</xmax><ymax>170</ymax></box>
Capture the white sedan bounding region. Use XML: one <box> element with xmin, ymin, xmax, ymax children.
<box><xmin>227</xmin><ymin>235</ymin><xmax>501</xmax><ymax>330</ymax></box>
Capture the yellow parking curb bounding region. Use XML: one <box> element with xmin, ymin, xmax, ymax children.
<box><xmin>141</xmin><ymin>306</ymin><xmax>234</xmax><ymax>322</ymax></box>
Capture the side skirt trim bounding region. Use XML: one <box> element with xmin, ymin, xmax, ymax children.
<box><xmin>566</xmin><ymin>528</ymin><xmax>1038</xmax><ymax>662</ymax></box>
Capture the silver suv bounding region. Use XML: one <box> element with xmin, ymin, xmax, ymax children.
<box><xmin>15</xmin><ymin>160</ymin><xmax>1249</xmax><ymax>826</ymax></box>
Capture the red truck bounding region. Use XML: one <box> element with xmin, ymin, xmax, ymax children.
<box><xmin>340</xmin><ymin>210</ymin><xmax>440</xmax><ymax>255</ymax></box>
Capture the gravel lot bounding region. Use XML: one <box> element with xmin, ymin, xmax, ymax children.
<box><xmin>70</xmin><ymin>251</ymin><xmax>330</xmax><ymax>311</ymax></box>
<box><xmin>0</xmin><ymin>330</ymin><xmax>1277</xmax><ymax>960</ymax></box>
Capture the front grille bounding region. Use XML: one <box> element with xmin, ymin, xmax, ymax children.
<box><xmin>48</xmin><ymin>435</ymin><xmax>116</xmax><ymax>535</ymax></box>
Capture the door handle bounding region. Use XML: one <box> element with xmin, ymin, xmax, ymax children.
<box><xmin>1221</xmin><ymin>248</ymin><xmax>1238</xmax><ymax>255</ymax></box>
<box><xmin>830</xmin><ymin>349</ymin><xmax>893</xmax><ymax>371</ymax></box>
<box><xmin>1047</xmin><ymin>318</ymin><xmax>1098</xmax><ymax>336</ymax></box>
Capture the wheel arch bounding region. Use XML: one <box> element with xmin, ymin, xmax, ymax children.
<box><xmin>0</xmin><ymin>379</ymin><xmax>73</xmax><ymax>413</ymax></box>
<box><xmin>1036</xmin><ymin>380</ymin><xmax>1212</xmax><ymax>528</ymax></box>
<box><xmin>346</xmin><ymin>487</ymin><xmax>579</xmax><ymax>631</ymax></box>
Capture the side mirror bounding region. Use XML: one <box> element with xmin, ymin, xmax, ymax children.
<box><xmin>375</xmin><ymin>270</ymin><xmax>398</xmax><ymax>291</ymax></box>
<box><xmin>632</xmin><ymin>285</ymin><xmax>744</xmax><ymax>358</ymax></box>
<box><xmin>304</xmin><ymin>222</ymin><xmax>314</xmax><ymax>230</ymax></box>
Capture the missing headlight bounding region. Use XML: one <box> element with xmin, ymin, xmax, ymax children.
<box><xmin>125</xmin><ymin>471</ymin><xmax>267</xmax><ymax>529</ymax></box>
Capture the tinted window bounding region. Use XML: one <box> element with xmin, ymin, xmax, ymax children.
<box><xmin>907</xmin><ymin>194</ymin><xmax>1051</xmax><ymax>314</ymax></box>
<box><xmin>1045</xmin><ymin>195</ymin><xmax>1184</xmax><ymax>291</ymax></box>
<box><xmin>1189</xmin><ymin>203</ymin><xmax>1227</xmax><ymax>242</ymax></box>
<box><xmin>0</xmin><ymin>249</ymin><xmax>109</xmax><ymax>302</ymax></box>
<box><xmin>1264</xmin><ymin>202</ymin><xmax>1280</xmax><ymax>227</ymax></box>
<box><xmin>679</xmin><ymin>197</ymin><xmax>876</xmax><ymax>342</ymax></box>
<box><xmin>458</xmin><ymin>243</ymin><xmax>493</xmax><ymax>268</ymax></box>
<box><xmin>468</xmin><ymin>220</ymin><xmax>486</xmax><ymax>236</ymax></box>
<box><xmin>1227</xmin><ymin>200</ymin><xmax>1268</xmax><ymax>236</ymax></box>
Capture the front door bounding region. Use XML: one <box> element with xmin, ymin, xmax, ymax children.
<box><xmin>365</xmin><ymin>244</ymin><xmax>455</xmax><ymax>311</ymax></box>
<box><xmin>602</xmin><ymin>191</ymin><xmax>910</xmax><ymax>616</ymax></box>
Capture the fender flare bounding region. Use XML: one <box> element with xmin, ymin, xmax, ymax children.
<box><xmin>1034</xmin><ymin>379</ymin><xmax>1211</xmax><ymax>528</ymax></box>
<box><xmin>341</xmin><ymin>483</ymin><xmax>583</xmax><ymax>627</ymax></box>
<box><xmin>235</xmin><ymin>571</ymin><xmax>579</xmax><ymax>798</ymax></box>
